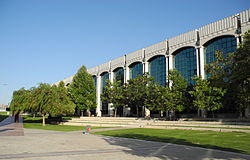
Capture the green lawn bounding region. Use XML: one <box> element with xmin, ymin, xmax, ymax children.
<box><xmin>94</xmin><ymin>128</ymin><xmax>250</xmax><ymax>155</ymax></box>
<box><xmin>158</xmin><ymin>125</ymin><xmax>250</xmax><ymax>130</ymax></box>
<box><xmin>23</xmin><ymin>123</ymin><xmax>107</xmax><ymax>131</ymax></box>
<box><xmin>22</xmin><ymin>116</ymin><xmax>109</xmax><ymax>131</ymax></box>
<box><xmin>0</xmin><ymin>112</ymin><xmax>9</xmax><ymax>122</ymax></box>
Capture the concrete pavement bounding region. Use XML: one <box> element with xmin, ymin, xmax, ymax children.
<box><xmin>0</xmin><ymin>128</ymin><xmax>250</xmax><ymax>160</ymax></box>
<box><xmin>0</xmin><ymin>116</ymin><xmax>23</xmax><ymax>136</ymax></box>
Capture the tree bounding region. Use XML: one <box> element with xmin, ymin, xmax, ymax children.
<box><xmin>10</xmin><ymin>88</ymin><xmax>31</xmax><ymax>115</ymax></box>
<box><xmin>126</xmin><ymin>73</ymin><xmax>153</xmax><ymax>117</ymax></box>
<box><xmin>164</xmin><ymin>70</ymin><xmax>188</xmax><ymax>120</ymax></box>
<box><xmin>68</xmin><ymin>65</ymin><xmax>96</xmax><ymax>117</ymax></box>
<box><xmin>54</xmin><ymin>81</ymin><xmax>76</xmax><ymax>117</ymax></box>
<box><xmin>29</xmin><ymin>83</ymin><xmax>75</xmax><ymax>126</ymax></box>
<box><xmin>204</xmin><ymin>30</ymin><xmax>250</xmax><ymax>116</ymax></box>
<box><xmin>189</xmin><ymin>76</ymin><xmax>226</xmax><ymax>118</ymax></box>
<box><xmin>205</xmin><ymin>50</ymin><xmax>232</xmax><ymax>88</ymax></box>
<box><xmin>145</xmin><ymin>83</ymin><xmax>167</xmax><ymax>113</ymax></box>
<box><xmin>101</xmin><ymin>80</ymin><xmax>125</xmax><ymax>117</ymax></box>
<box><xmin>230</xmin><ymin>30</ymin><xmax>250</xmax><ymax>116</ymax></box>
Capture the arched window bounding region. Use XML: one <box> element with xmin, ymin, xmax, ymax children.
<box><xmin>129</xmin><ymin>62</ymin><xmax>143</xmax><ymax>79</ymax></box>
<box><xmin>149</xmin><ymin>55</ymin><xmax>166</xmax><ymax>86</ymax></box>
<box><xmin>100</xmin><ymin>72</ymin><xmax>109</xmax><ymax>114</ymax></box>
<box><xmin>100</xmin><ymin>72</ymin><xmax>109</xmax><ymax>92</ymax></box>
<box><xmin>174</xmin><ymin>47</ymin><xmax>197</xmax><ymax>84</ymax></box>
<box><xmin>204</xmin><ymin>36</ymin><xmax>237</xmax><ymax>64</ymax></box>
<box><xmin>113</xmin><ymin>68</ymin><xmax>124</xmax><ymax>84</ymax></box>
<box><xmin>92</xmin><ymin>76</ymin><xmax>97</xmax><ymax>87</ymax></box>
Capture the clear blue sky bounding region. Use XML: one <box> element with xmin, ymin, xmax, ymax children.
<box><xmin>0</xmin><ymin>0</ymin><xmax>249</xmax><ymax>105</ymax></box>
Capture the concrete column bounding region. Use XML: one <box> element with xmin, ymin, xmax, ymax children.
<box><xmin>167</xmin><ymin>55</ymin><xmax>174</xmax><ymax>87</ymax></box>
<box><xmin>143</xmin><ymin>61</ymin><xmax>150</xmax><ymax>118</ymax></box>
<box><xmin>110</xmin><ymin>71</ymin><xmax>114</xmax><ymax>83</ymax></box>
<box><xmin>165</xmin><ymin>56</ymin><xmax>168</xmax><ymax>85</ymax></box>
<box><xmin>168</xmin><ymin>55</ymin><xmax>174</xmax><ymax>70</ymax></box>
<box><xmin>108</xmin><ymin>72</ymin><xmax>114</xmax><ymax>116</ymax></box>
<box><xmin>143</xmin><ymin>61</ymin><xmax>149</xmax><ymax>73</ymax></box>
<box><xmin>195</xmin><ymin>47</ymin><xmax>200</xmax><ymax>77</ymax></box>
<box><xmin>199</xmin><ymin>46</ymin><xmax>205</xmax><ymax>79</ymax></box>
<box><xmin>124</xmin><ymin>65</ymin><xmax>130</xmax><ymax>116</ymax></box>
<box><xmin>236</xmin><ymin>35</ymin><xmax>242</xmax><ymax>48</ymax></box>
<box><xmin>96</xmin><ymin>75</ymin><xmax>102</xmax><ymax>117</ymax></box>
<box><xmin>125</xmin><ymin>66</ymin><xmax>130</xmax><ymax>82</ymax></box>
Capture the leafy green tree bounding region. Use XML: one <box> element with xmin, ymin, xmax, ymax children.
<box><xmin>230</xmin><ymin>30</ymin><xmax>250</xmax><ymax>116</ymax></box>
<box><xmin>10</xmin><ymin>82</ymin><xmax>75</xmax><ymax>126</ymax></box>
<box><xmin>145</xmin><ymin>83</ymin><xmax>167</xmax><ymax>113</ymax></box>
<box><xmin>164</xmin><ymin>70</ymin><xmax>188</xmax><ymax>120</ymax></box>
<box><xmin>68</xmin><ymin>65</ymin><xmax>96</xmax><ymax>117</ymax></box>
<box><xmin>29</xmin><ymin>83</ymin><xmax>75</xmax><ymax>126</ymax></box>
<box><xmin>29</xmin><ymin>83</ymin><xmax>54</xmax><ymax>126</ymax></box>
<box><xmin>101</xmin><ymin>80</ymin><xmax>125</xmax><ymax>117</ymax></box>
<box><xmin>189</xmin><ymin>76</ymin><xmax>226</xmax><ymax>117</ymax></box>
<box><xmin>54</xmin><ymin>81</ymin><xmax>76</xmax><ymax>117</ymax></box>
<box><xmin>204</xmin><ymin>50</ymin><xmax>236</xmax><ymax>113</ymax></box>
<box><xmin>126</xmin><ymin>73</ymin><xmax>153</xmax><ymax>117</ymax></box>
<box><xmin>205</xmin><ymin>50</ymin><xmax>232</xmax><ymax>88</ymax></box>
<box><xmin>204</xmin><ymin>30</ymin><xmax>250</xmax><ymax>116</ymax></box>
<box><xmin>10</xmin><ymin>88</ymin><xmax>31</xmax><ymax>114</ymax></box>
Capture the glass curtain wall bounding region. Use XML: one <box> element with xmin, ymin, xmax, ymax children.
<box><xmin>129</xmin><ymin>62</ymin><xmax>143</xmax><ymax>79</ymax></box>
<box><xmin>149</xmin><ymin>56</ymin><xmax>166</xmax><ymax>86</ymax></box>
<box><xmin>92</xmin><ymin>76</ymin><xmax>97</xmax><ymax>87</ymax></box>
<box><xmin>101</xmin><ymin>72</ymin><xmax>109</xmax><ymax>114</ymax></box>
<box><xmin>113</xmin><ymin>68</ymin><xmax>124</xmax><ymax>84</ymax></box>
<box><xmin>204</xmin><ymin>36</ymin><xmax>237</xmax><ymax>64</ymax></box>
<box><xmin>174</xmin><ymin>47</ymin><xmax>197</xmax><ymax>85</ymax></box>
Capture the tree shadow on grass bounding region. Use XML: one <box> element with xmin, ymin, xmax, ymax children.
<box><xmin>100</xmin><ymin>133</ymin><xmax>250</xmax><ymax>160</ymax></box>
<box><xmin>23</xmin><ymin>117</ymin><xmax>69</xmax><ymax>124</ymax></box>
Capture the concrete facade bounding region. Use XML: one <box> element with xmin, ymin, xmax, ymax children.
<box><xmin>58</xmin><ymin>10</ymin><xmax>250</xmax><ymax>117</ymax></box>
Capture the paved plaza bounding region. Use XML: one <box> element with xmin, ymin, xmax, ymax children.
<box><xmin>0</xmin><ymin>121</ymin><xmax>250</xmax><ymax>160</ymax></box>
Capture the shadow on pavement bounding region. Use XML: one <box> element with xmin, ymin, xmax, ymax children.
<box><xmin>100</xmin><ymin>134</ymin><xmax>250</xmax><ymax>160</ymax></box>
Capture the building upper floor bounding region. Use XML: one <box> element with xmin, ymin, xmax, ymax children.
<box><xmin>57</xmin><ymin>9</ymin><xmax>250</xmax><ymax>86</ymax></box>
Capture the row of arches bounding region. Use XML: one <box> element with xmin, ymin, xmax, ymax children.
<box><xmin>91</xmin><ymin>35</ymin><xmax>237</xmax><ymax>116</ymax></box>
<box><xmin>96</xmin><ymin>35</ymin><xmax>237</xmax><ymax>87</ymax></box>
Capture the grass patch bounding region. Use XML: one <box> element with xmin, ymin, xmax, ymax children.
<box><xmin>0</xmin><ymin>115</ymin><xmax>8</xmax><ymax>122</ymax></box>
<box><xmin>0</xmin><ymin>112</ymin><xmax>9</xmax><ymax>122</ymax></box>
<box><xmin>22</xmin><ymin>116</ymin><xmax>110</xmax><ymax>131</ymax></box>
<box><xmin>94</xmin><ymin>128</ymin><xmax>250</xmax><ymax>155</ymax></box>
<box><xmin>23</xmin><ymin>123</ymin><xmax>109</xmax><ymax>131</ymax></box>
<box><xmin>159</xmin><ymin>125</ymin><xmax>250</xmax><ymax>130</ymax></box>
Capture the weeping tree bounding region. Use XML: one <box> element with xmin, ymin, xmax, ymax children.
<box><xmin>10</xmin><ymin>88</ymin><xmax>32</xmax><ymax>116</ymax></box>
<box><xmin>30</xmin><ymin>82</ymin><xmax>75</xmax><ymax>126</ymax></box>
<box><xmin>68</xmin><ymin>65</ymin><xmax>96</xmax><ymax>117</ymax></box>
<box><xmin>10</xmin><ymin>82</ymin><xmax>75</xmax><ymax>126</ymax></box>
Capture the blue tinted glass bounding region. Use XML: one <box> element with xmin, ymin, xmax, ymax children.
<box><xmin>204</xmin><ymin>36</ymin><xmax>236</xmax><ymax>64</ymax></box>
<box><xmin>114</xmin><ymin>68</ymin><xmax>124</xmax><ymax>84</ymax></box>
<box><xmin>92</xmin><ymin>76</ymin><xmax>97</xmax><ymax>87</ymax></box>
<box><xmin>149</xmin><ymin>56</ymin><xmax>166</xmax><ymax>86</ymax></box>
<box><xmin>129</xmin><ymin>62</ymin><xmax>143</xmax><ymax>79</ymax></box>
<box><xmin>101</xmin><ymin>72</ymin><xmax>109</xmax><ymax>92</ymax></box>
<box><xmin>174</xmin><ymin>47</ymin><xmax>197</xmax><ymax>85</ymax></box>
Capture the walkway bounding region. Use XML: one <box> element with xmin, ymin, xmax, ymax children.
<box><xmin>0</xmin><ymin>116</ymin><xmax>24</xmax><ymax>136</ymax></box>
<box><xmin>0</xmin><ymin>128</ymin><xmax>249</xmax><ymax>160</ymax></box>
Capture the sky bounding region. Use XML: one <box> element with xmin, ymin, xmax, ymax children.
<box><xmin>0</xmin><ymin>0</ymin><xmax>249</xmax><ymax>105</ymax></box>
